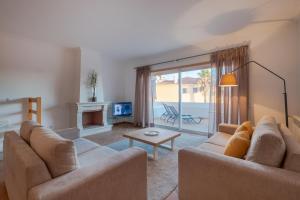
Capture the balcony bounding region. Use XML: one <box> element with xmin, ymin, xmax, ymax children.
<box><xmin>153</xmin><ymin>102</ymin><xmax>211</xmax><ymax>134</ymax></box>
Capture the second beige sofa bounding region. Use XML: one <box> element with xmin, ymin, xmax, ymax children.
<box><xmin>179</xmin><ymin>116</ymin><xmax>300</xmax><ymax>200</ymax></box>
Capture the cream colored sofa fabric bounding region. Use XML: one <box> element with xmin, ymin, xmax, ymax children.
<box><xmin>4</xmin><ymin>131</ymin><xmax>52</xmax><ymax>200</ymax></box>
<box><xmin>179</xmin><ymin>148</ymin><xmax>300</xmax><ymax>200</ymax></box>
<box><xmin>20</xmin><ymin>120</ymin><xmax>42</xmax><ymax>143</ymax></box>
<box><xmin>4</xmin><ymin>121</ymin><xmax>147</xmax><ymax>200</ymax></box>
<box><xmin>281</xmin><ymin>124</ymin><xmax>300</xmax><ymax>172</ymax></box>
<box><xmin>246</xmin><ymin>116</ymin><xmax>286</xmax><ymax>167</ymax></box>
<box><xmin>196</xmin><ymin>142</ymin><xmax>225</xmax><ymax>154</ymax></box>
<box><xmin>78</xmin><ymin>146</ymin><xmax>118</xmax><ymax>167</ymax></box>
<box><xmin>30</xmin><ymin>127</ymin><xmax>79</xmax><ymax>178</ymax></box>
<box><xmin>179</xmin><ymin>116</ymin><xmax>300</xmax><ymax>200</ymax></box>
<box><xmin>206</xmin><ymin>132</ymin><xmax>232</xmax><ymax>147</ymax></box>
<box><xmin>218</xmin><ymin>123</ymin><xmax>239</xmax><ymax>135</ymax></box>
<box><xmin>73</xmin><ymin>138</ymin><xmax>99</xmax><ymax>155</ymax></box>
<box><xmin>195</xmin><ymin>124</ymin><xmax>235</xmax><ymax>154</ymax></box>
<box><xmin>28</xmin><ymin>148</ymin><xmax>147</xmax><ymax>200</ymax></box>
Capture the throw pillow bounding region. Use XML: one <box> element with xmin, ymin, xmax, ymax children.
<box><xmin>235</xmin><ymin>130</ymin><xmax>251</xmax><ymax>140</ymax></box>
<box><xmin>224</xmin><ymin>132</ymin><xmax>251</xmax><ymax>158</ymax></box>
<box><xmin>235</xmin><ymin>121</ymin><xmax>253</xmax><ymax>138</ymax></box>
<box><xmin>30</xmin><ymin>127</ymin><xmax>79</xmax><ymax>178</ymax></box>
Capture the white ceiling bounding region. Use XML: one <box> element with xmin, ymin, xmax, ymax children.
<box><xmin>0</xmin><ymin>0</ymin><xmax>299</xmax><ymax>60</ymax></box>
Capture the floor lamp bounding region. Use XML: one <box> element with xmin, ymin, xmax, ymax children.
<box><xmin>219</xmin><ymin>60</ymin><xmax>289</xmax><ymax>127</ymax></box>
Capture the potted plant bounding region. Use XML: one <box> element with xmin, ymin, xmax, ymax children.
<box><xmin>88</xmin><ymin>70</ymin><xmax>98</xmax><ymax>102</ymax></box>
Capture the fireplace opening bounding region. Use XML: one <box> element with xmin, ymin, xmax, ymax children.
<box><xmin>82</xmin><ymin>110</ymin><xmax>103</xmax><ymax>128</ymax></box>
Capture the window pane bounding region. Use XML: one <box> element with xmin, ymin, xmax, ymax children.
<box><xmin>181</xmin><ymin>68</ymin><xmax>211</xmax><ymax>132</ymax></box>
<box><xmin>152</xmin><ymin>72</ymin><xmax>179</xmax><ymax>129</ymax></box>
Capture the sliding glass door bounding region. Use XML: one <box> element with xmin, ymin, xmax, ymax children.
<box><xmin>152</xmin><ymin>72</ymin><xmax>179</xmax><ymax>129</ymax></box>
<box><xmin>152</xmin><ymin>66</ymin><xmax>212</xmax><ymax>134</ymax></box>
<box><xmin>181</xmin><ymin>68</ymin><xmax>211</xmax><ymax>132</ymax></box>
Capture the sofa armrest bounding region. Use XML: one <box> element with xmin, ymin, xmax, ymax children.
<box><xmin>28</xmin><ymin>147</ymin><xmax>147</xmax><ymax>200</ymax></box>
<box><xmin>179</xmin><ymin>148</ymin><xmax>300</xmax><ymax>200</ymax></box>
<box><xmin>218</xmin><ymin>123</ymin><xmax>239</xmax><ymax>135</ymax></box>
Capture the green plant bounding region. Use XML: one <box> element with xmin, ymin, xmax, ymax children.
<box><xmin>198</xmin><ymin>69</ymin><xmax>211</xmax><ymax>103</ymax></box>
<box><xmin>88</xmin><ymin>70</ymin><xmax>98</xmax><ymax>100</ymax></box>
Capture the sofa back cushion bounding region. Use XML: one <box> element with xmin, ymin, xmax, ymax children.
<box><xmin>4</xmin><ymin>131</ymin><xmax>51</xmax><ymax>200</ymax></box>
<box><xmin>20</xmin><ymin>120</ymin><xmax>42</xmax><ymax>144</ymax></box>
<box><xmin>246</xmin><ymin>116</ymin><xmax>286</xmax><ymax>167</ymax></box>
<box><xmin>30</xmin><ymin>127</ymin><xmax>79</xmax><ymax>178</ymax></box>
<box><xmin>280</xmin><ymin>124</ymin><xmax>300</xmax><ymax>172</ymax></box>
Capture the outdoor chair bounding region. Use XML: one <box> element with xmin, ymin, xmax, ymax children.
<box><xmin>160</xmin><ymin>103</ymin><xmax>174</xmax><ymax>121</ymax></box>
<box><xmin>167</xmin><ymin>105</ymin><xmax>207</xmax><ymax>125</ymax></box>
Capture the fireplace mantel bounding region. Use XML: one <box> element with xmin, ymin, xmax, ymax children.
<box><xmin>71</xmin><ymin>102</ymin><xmax>112</xmax><ymax>137</ymax></box>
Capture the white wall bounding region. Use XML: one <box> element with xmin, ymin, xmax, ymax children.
<box><xmin>0</xmin><ymin>35</ymin><xmax>126</xmax><ymax>131</ymax></box>
<box><xmin>0</xmin><ymin>32</ymin><xmax>77</xmax><ymax>130</ymax></box>
<box><xmin>79</xmin><ymin>47</ymin><xmax>126</xmax><ymax>103</ymax></box>
<box><xmin>79</xmin><ymin>48</ymin><xmax>104</xmax><ymax>102</ymax></box>
<box><xmin>124</xmin><ymin>20</ymin><xmax>300</xmax><ymax>125</ymax></box>
<box><xmin>101</xmin><ymin>59</ymin><xmax>126</xmax><ymax>102</ymax></box>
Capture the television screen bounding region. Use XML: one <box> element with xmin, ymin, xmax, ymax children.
<box><xmin>113</xmin><ymin>102</ymin><xmax>132</xmax><ymax>116</ymax></box>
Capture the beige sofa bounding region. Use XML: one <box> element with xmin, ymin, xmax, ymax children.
<box><xmin>179</xmin><ymin>116</ymin><xmax>300</xmax><ymax>200</ymax></box>
<box><xmin>4</xmin><ymin>122</ymin><xmax>147</xmax><ymax>200</ymax></box>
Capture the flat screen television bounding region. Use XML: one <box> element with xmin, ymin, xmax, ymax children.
<box><xmin>112</xmin><ymin>102</ymin><xmax>132</xmax><ymax>116</ymax></box>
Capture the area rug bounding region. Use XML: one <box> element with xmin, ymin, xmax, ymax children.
<box><xmin>107</xmin><ymin>133</ymin><xmax>207</xmax><ymax>200</ymax></box>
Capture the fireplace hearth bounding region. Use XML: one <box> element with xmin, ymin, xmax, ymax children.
<box><xmin>82</xmin><ymin>110</ymin><xmax>103</xmax><ymax>128</ymax></box>
<box><xmin>71</xmin><ymin>102</ymin><xmax>112</xmax><ymax>137</ymax></box>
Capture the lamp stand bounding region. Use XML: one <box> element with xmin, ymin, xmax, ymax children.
<box><xmin>231</xmin><ymin>60</ymin><xmax>289</xmax><ymax>127</ymax></box>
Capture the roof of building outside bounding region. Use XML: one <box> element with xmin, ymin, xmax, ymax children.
<box><xmin>158</xmin><ymin>77</ymin><xmax>200</xmax><ymax>85</ymax></box>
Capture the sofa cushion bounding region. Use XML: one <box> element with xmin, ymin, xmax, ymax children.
<box><xmin>74</xmin><ymin>138</ymin><xmax>99</xmax><ymax>155</ymax></box>
<box><xmin>206</xmin><ymin>132</ymin><xmax>231</xmax><ymax>147</ymax></box>
<box><xmin>196</xmin><ymin>142</ymin><xmax>225</xmax><ymax>154</ymax></box>
<box><xmin>280</xmin><ymin>125</ymin><xmax>300</xmax><ymax>172</ymax></box>
<box><xmin>235</xmin><ymin>121</ymin><xmax>253</xmax><ymax>138</ymax></box>
<box><xmin>246</xmin><ymin>116</ymin><xmax>286</xmax><ymax>167</ymax></box>
<box><xmin>20</xmin><ymin>120</ymin><xmax>42</xmax><ymax>144</ymax></box>
<box><xmin>4</xmin><ymin>131</ymin><xmax>52</xmax><ymax>200</ymax></box>
<box><xmin>30</xmin><ymin>127</ymin><xmax>79</xmax><ymax>178</ymax></box>
<box><xmin>224</xmin><ymin>132</ymin><xmax>250</xmax><ymax>158</ymax></box>
<box><xmin>78</xmin><ymin>146</ymin><xmax>118</xmax><ymax>167</ymax></box>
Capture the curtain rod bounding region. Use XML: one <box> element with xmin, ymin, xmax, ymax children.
<box><xmin>136</xmin><ymin>44</ymin><xmax>249</xmax><ymax>69</ymax></box>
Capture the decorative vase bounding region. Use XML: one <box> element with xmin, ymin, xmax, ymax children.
<box><xmin>90</xmin><ymin>87</ymin><xmax>97</xmax><ymax>102</ymax></box>
<box><xmin>91</xmin><ymin>96</ymin><xmax>97</xmax><ymax>102</ymax></box>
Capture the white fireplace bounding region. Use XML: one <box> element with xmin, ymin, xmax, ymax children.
<box><xmin>72</xmin><ymin>102</ymin><xmax>112</xmax><ymax>137</ymax></box>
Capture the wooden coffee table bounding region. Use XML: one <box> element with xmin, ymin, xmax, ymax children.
<box><xmin>123</xmin><ymin>127</ymin><xmax>181</xmax><ymax>160</ymax></box>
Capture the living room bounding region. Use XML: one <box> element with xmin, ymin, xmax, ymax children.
<box><xmin>0</xmin><ymin>0</ymin><xmax>300</xmax><ymax>200</ymax></box>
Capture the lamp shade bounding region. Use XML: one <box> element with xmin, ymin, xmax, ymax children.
<box><xmin>219</xmin><ymin>73</ymin><xmax>238</xmax><ymax>87</ymax></box>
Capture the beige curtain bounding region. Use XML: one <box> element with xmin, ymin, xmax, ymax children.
<box><xmin>211</xmin><ymin>46</ymin><xmax>249</xmax><ymax>126</ymax></box>
<box><xmin>134</xmin><ymin>66</ymin><xmax>154</xmax><ymax>127</ymax></box>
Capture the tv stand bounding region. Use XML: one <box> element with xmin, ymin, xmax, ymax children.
<box><xmin>111</xmin><ymin>115</ymin><xmax>133</xmax><ymax>125</ymax></box>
